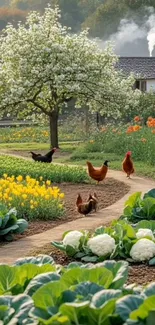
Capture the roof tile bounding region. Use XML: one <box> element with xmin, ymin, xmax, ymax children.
<box><xmin>116</xmin><ymin>57</ymin><xmax>155</xmax><ymax>79</ymax></box>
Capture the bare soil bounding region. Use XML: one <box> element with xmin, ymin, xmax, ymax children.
<box><xmin>128</xmin><ymin>264</ymin><xmax>155</xmax><ymax>285</ymax></box>
<box><xmin>16</xmin><ymin>178</ymin><xmax>129</xmax><ymax>239</ymax></box>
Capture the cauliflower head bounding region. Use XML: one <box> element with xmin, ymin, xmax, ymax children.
<box><xmin>130</xmin><ymin>238</ymin><xmax>155</xmax><ymax>261</ymax></box>
<box><xmin>87</xmin><ymin>234</ymin><xmax>115</xmax><ymax>257</ymax></box>
<box><xmin>63</xmin><ymin>230</ymin><xmax>83</xmax><ymax>249</ymax></box>
<box><xmin>136</xmin><ymin>228</ymin><xmax>154</xmax><ymax>240</ymax></box>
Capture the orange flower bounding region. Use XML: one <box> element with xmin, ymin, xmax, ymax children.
<box><xmin>134</xmin><ymin>125</ymin><xmax>142</xmax><ymax>131</ymax></box>
<box><xmin>126</xmin><ymin>125</ymin><xmax>142</xmax><ymax>133</ymax></box>
<box><xmin>112</xmin><ymin>128</ymin><xmax>117</xmax><ymax>133</ymax></box>
<box><xmin>148</xmin><ymin>116</ymin><xmax>153</xmax><ymax>121</ymax></box>
<box><xmin>152</xmin><ymin>130</ymin><xmax>155</xmax><ymax>134</ymax></box>
<box><xmin>134</xmin><ymin>116</ymin><xmax>141</xmax><ymax>122</ymax></box>
<box><xmin>147</xmin><ymin>118</ymin><xmax>155</xmax><ymax>128</ymax></box>
<box><xmin>126</xmin><ymin>126</ymin><xmax>134</xmax><ymax>134</ymax></box>
<box><xmin>141</xmin><ymin>138</ymin><xmax>147</xmax><ymax>143</ymax></box>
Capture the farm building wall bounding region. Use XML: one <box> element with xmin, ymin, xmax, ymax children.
<box><xmin>146</xmin><ymin>79</ymin><xmax>155</xmax><ymax>92</ymax></box>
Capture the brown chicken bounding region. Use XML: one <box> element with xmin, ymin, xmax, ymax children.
<box><xmin>76</xmin><ymin>193</ymin><xmax>94</xmax><ymax>216</ymax></box>
<box><xmin>86</xmin><ymin>160</ymin><xmax>109</xmax><ymax>183</ymax></box>
<box><xmin>87</xmin><ymin>193</ymin><xmax>98</xmax><ymax>212</ymax></box>
<box><xmin>76</xmin><ymin>193</ymin><xmax>83</xmax><ymax>206</ymax></box>
<box><xmin>122</xmin><ymin>151</ymin><xmax>134</xmax><ymax>178</ymax></box>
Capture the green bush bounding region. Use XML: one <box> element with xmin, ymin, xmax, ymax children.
<box><xmin>0</xmin><ymin>255</ymin><xmax>155</xmax><ymax>324</ymax></box>
<box><xmin>0</xmin><ymin>155</ymin><xmax>88</xmax><ymax>183</ymax></box>
<box><xmin>121</xmin><ymin>188</ymin><xmax>155</xmax><ymax>222</ymax></box>
<box><xmin>0</xmin><ymin>204</ymin><xmax>28</xmax><ymax>241</ymax></box>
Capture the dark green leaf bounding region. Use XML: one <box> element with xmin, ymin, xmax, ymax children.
<box><xmin>131</xmin><ymin>296</ymin><xmax>155</xmax><ymax>321</ymax></box>
<box><xmin>15</xmin><ymin>219</ymin><xmax>28</xmax><ymax>233</ymax></box>
<box><xmin>25</xmin><ymin>272</ymin><xmax>60</xmax><ymax>296</ymax></box>
<box><xmin>116</xmin><ymin>295</ymin><xmax>144</xmax><ymax>321</ymax></box>
<box><xmin>91</xmin><ymin>289</ymin><xmax>122</xmax><ymax>308</ymax></box>
<box><xmin>149</xmin><ymin>257</ymin><xmax>155</xmax><ymax>265</ymax></box>
<box><xmin>144</xmin><ymin>189</ymin><xmax>155</xmax><ymax>199</ymax></box>
<box><xmin>51</xmin><ymin>241</ymin><xmax>66</xmax><ymax>252</ymax></box>
<box><xmin>73</xmin><ymin>282</ymin><xmax>104</xmax><ymax>301</ymax></box>
<box><xmin>14</xmin><ymin>255</ymin><xmax>55</xmax><ymax>266</ymax></box>
<box><xmin>144</xmin><ymin>283</ymin><xmax>155</xmax><ymax>297</ymax></box>
<box><xmin>0</xmin><ymin>224</ymin><xmax>18</xmax><ymax>235</ymax></box>
<box><xmin>66</xmin><ymin>245</ymin><xmax>76</xmax><ymax>257</ymax></box>
<box><xmin>81</xmin><ymin>256</ymin><xmax>98</xmax><ymax>263</ymax></box>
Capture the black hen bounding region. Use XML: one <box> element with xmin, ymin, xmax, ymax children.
<box><xmin>30</xmin><ymin>148</ymin><xmax>57</xmax><ymax>163</ymax></box>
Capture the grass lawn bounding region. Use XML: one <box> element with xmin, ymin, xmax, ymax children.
<box><xmin>0</xmin><ymin>141</ymin><xmax>78</xmax><ymax>152</ymax></box>
<box><xmin>57</xmin><ymin>157</ymin><xmax>155</xmax><ymax>179</ymax></box>
<box><xmin>0</xmin><ymin>142</ymin><xmax>154</xmax><ymax>180</ymax></box>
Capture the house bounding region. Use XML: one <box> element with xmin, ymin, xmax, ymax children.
<box><xmin>116</xmin><ymin>57</ymin><xmax>155</xmax><ymax>92</ymax></box>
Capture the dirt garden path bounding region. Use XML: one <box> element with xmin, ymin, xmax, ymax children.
<box><xmin>0</xmin><ymin>152</ymin><xmax>155</xmax><ymax>264</ymax></box>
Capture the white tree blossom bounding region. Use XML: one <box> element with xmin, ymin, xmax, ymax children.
<box><xmin>0</xmin><ymin>7</ymin><xmax>140</xmax><ymax>146</ymax></box>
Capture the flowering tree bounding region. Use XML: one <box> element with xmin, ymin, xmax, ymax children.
<box><xmin>0</xmin><ymin>7</ymin><xmax>139</xmax><ymax>147</ymax></box>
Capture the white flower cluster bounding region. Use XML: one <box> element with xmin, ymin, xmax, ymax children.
<box><xmin>136</xmin><ymin>228</ymin><xmax>154</xmax><ymax>240</ymax></box>
<box><xmin>87</xmin><ymin>234</ymin><xmax>115</xmax><ymax>257</ymax></box>
<box><xmin>63</xmin><ymin>231</ymin><xmax>83</xmax><ymax>249</ymax></box>
<box><xmin>130</xmin><ymin>238</ymin><xmax>155</xmax><ymax>261</ymax></box>
<box><xmin>0</xmin><ymin>7</ymin><xmax>140</xmax><ymax>120</ymax></box>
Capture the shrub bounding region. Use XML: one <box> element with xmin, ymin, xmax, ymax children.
<box><xmin>0</xmin><ymin>155</ymin><xmax>88</xmax><ymax>183</ymax></box>
<box><xmin>0</xmin><ymin>175</ymin><xmax>65</xmax><ymax>220</ymax></box>
<box><xmin>1</xmin><ymin>255</ymin><xmax>155</xmax><ymax>324</ymax></box>
<box><xmin>52</xmin><ymin>220</ymin><xmax>155</xmax><ymax>264</ymax></box>
<box><xmin>0</xmin><ymin>204</ymin><xmax>28</xmax><ymax>241</ymax></box>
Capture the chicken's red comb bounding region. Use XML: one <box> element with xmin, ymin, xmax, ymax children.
<box><xmin>126</xmin><ymin>151</ymin><xmax>132</xmax><ymax>156</ymax></box>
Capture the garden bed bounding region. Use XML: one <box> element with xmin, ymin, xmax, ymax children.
<box><xmin>15</xmin><ymin>178</ymin><xmax>129</xmax><ymax>239</ymax></box>
<box><xmin>29</xmin><ymin>245</ymin><xmax>155</xmax><ymax>286</ymax></box>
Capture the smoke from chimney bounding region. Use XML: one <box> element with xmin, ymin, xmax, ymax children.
<box><xmin>95</xmin><ymin>7</ymin><xmax>155</xmax><ymax>57</ymax></box>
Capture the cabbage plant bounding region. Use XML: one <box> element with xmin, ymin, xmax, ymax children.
<box><xmin>0</xmin><ymin>255</ymin><xmax>155</xmax><ymax>324</ymax></box>
<box><xmin>0</xmin><ymin>204</ymin><xmax>28</xmax><ymax>241</ymax></box>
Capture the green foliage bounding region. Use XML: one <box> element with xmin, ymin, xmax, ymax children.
<box><xmin>122</xmin><ymin>189</ymin><xmax>155</xmax><ymax>222</ymax></box>
<box><xmin>1</xmin><ymin>255</ymin><xmax>155</xmax><ymax>324</ymax></box>
<box><xmin>10</xmin><ymin>0</ymin><xmax>155</xmax><ymax>39</ymax></box>
<box><xmin>72</xmin><ymin>123</ymin><xmax>155</xmax><ymax>165</ymax></box>
<box><xmin>0</xmin><ymin>155</ymin><xmax>88</xmax><ymax>183</ymax></box>
<box><xmin>0</xmin><ymin>204</ymin><xmax>28</xmax><ymax>241</ymax></box>
<box><xmin>83</xmin><ymin>0</ymin><xmax>127</xmax><ymax>37</ymax></box>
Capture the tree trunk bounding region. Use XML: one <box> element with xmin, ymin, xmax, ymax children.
<box><xmin>85</xmin><ymin>107</ymin><xmax>89</xmax><ymax>136</ymax></box>
<box><xmin>96</xmin><ymin>112</ymin><xmax>100</xmax><ymax>128</ymax></box>
<box><xmin>49</xmin><ymin>111</ymin><xmax>59</xmax><ymax>148</ymax></box>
